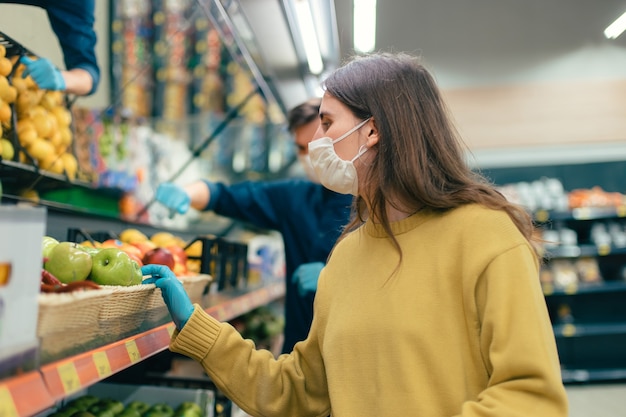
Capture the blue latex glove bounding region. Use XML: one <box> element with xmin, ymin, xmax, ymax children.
<box><xmin>291</xmin><ymin>262</ymin><xmax>324</xmax><ymax>297</ymax></box>
<box><xmin>142</xmin><ymin>264</ymin><xmax>194</xmax><ymax>330</ymax></box>
<box><xmin>20</xmin><ymin>56</ymin><xmax>66</xmax><ymax>91</ymax></box>
<box><xmin>155</xmin><ymin>183</ymin><xmax>191</xmax><ymax>214</ymax></box>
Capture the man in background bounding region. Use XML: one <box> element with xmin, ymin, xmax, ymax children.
<box><xmin>154</xmin><ymin>98</ymin><xmax>353</xmax><ymax>353</ymax></box>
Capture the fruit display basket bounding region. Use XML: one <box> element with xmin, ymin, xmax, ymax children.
<box><xmin>37</xmin><ymin>274</ymin><xmax>212</xmax><ymax>362</ymax></box>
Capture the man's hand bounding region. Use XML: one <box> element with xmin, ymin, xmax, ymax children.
<box><xmin>142</xmin><ymin>264</ymin><xmax>194</xmax><ymax>330</ymax></box>
<box><xmin>20</xmin><ymin>56</ymin><xmax>66</xmax><ymax>91</ymax></box>
<box><xmin>292</xmin><ymin>262</ymin><xmax>325</xmax><ymax>297</ymax></box>
<box><xmin>155</xmin><ymin>183</ymin><xmax>191</xmax><ymax>214</ymax></box>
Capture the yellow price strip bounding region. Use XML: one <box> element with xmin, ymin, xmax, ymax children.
<box><xmin>562</xmin><ymin>324</ymin><xmax>577</xmax><ymax>337</ymax></box>
<box><xmin>0</xmin><ymin>386</ymin><xmax>18</xmax><ymax>417</ymax></box>
<box><xmin>167</xmin><ymin>324</ymin><xmax>175</xmax><ymax>337</ymax></box>
<box><xmin>93</xmin><ymin>351</ymin><xmax>112</xmax><ymax>378</ymax></box>
<box><xmin>58</xmin><ymin>362</ymin><xmax>81</xmax><ymax>395</ymax></box>
<box><xmin>125</xmin><ymin>340</ymin><xmax>141</xmax><ymax>364</ymax></box>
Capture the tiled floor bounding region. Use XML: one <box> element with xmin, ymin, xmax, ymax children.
<box><xmin>566</xmin><ymin>383</ymin><xmax>626</xmax><ymax>416</ymax></box>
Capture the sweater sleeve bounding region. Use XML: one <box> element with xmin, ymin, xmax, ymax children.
<box><xmin>169</xmin><ymin>305</ymin><xmax>331</xmax><ymax>417</ymax></box>
<box><xmin>45</xmin><ymin>0</ymin><xmax>100</xmax><ymax>95</ymax></box>
<box><xmin>458</xmin><ymin>244</ymin><xmax>569</xmax><ymax>417</ymax></box>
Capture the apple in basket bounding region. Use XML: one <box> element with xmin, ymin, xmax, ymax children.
<box><xmin>44</xmin><ymin>242</ymin><xmax>93</xmax><ymax>284</ymax></box>
<box><xmin>142</xmin><ymin>247</ymin><xmax>176</xmax><ymax>270</ymax></box>
<box><xmin>89</xmin><ymin>248</ymin><xmax>143</xmax><ymax>286</ymax></box>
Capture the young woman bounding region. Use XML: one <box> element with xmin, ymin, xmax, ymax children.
<box><xmin>143</xmin><ymin>52</ymin><xmax>568</xmax><ymax>416</ymax></box>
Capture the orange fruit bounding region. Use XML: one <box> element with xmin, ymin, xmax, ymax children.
<box><xmin>0</xmin><ymin>57</ymin><xmax>12</xmax><ymax>77</ymax></box>
<box><xmin>61</xmin><ymin>153</ymin><xmax>78</xmax><ymax>180</ymax></box>
<box><xmin>0</xmin><ymin>100</ymin><xmax>11</xmax><ymax>123</ymax></box>
<box><xmin>39</xmin><ymin>154</ymin><xmax>64</xmax><ymax>174</ymax></box>
<box><xmin>26</xmin><ymin>138</ymin><xmax>55</xmax><ymax>160</ymax></box>
<box><xmin>32</xmin><ymin>113</ymin><xmax>53</xmax><ymax>138</ymax></box>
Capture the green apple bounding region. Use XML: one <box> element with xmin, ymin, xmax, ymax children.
<box><xmin>89</xmin><ymin>247</ymin><xmax>143</xmax><ymax>286</ymax></box>
<box><xmin>79</xmin><ymin>245</ymin><xmax>101</xmax><ymax>256</ymax></box>
<box><xmin>44</xmin><ymin>242</ymin><xmax>93</xmax><ymax>284</ymax></box>
<box><xmin>42</xmin><ymin>236</ymin><xmax>60</xmax><ymax>259</ymax></box>
<box><xmin>175</xmin><ymin>402</ymin><xmax>203</xmax><ymax>417</ymax></box>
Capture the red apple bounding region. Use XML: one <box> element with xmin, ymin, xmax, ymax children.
<box><xmin>142</xmin><ymin>247</ymin><xmax>175</xmax><ymax>270</ymax></box>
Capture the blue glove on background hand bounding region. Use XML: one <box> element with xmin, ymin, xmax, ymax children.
<box><xmin>20</xmin><ymin>56</ymin><xmax>66</xmax><ymax>91</ymax></box>
<box><xmin>142</xmin><ymin>264</ymin><xmax>194</xmax><ymax>330</ymax></box>
<box><xmin>292</xmin><ymin>262</ymin><xmax>324</xmax><ymax>297</ymax></box>
<box><xmin>155</xmin><ymin>183</ymin><xmax>191</xmax><ymax>214</ymax></box>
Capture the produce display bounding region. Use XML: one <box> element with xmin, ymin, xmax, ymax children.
<box><xmin>50</xmin><ymin>394</ymin><xmax>204</xmax><ymax>417</ymax></box>
<box><xmin>40</xmin><ymin>236</ymin><xmax>143</xmax><ymax>293</ymax></box>
<box><xmin>0</xmin><ymin>33</ymin><xmax>78</xmax><ymax>180</ymax></box>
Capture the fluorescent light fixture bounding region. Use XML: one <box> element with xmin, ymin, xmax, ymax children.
<box><xmin>604</xmin><ymin>10</ymin><xmax>626</xmax><ymax>39</ymax></box>
<box><xmin>354</xmin><ymin>0</ymin><xmax>377</xmax><ymax>53</ymax></box>
<box><xmin>294</xmin><ymin>0</ymin><xmax>324</xmax><ymax>74</ymax></box>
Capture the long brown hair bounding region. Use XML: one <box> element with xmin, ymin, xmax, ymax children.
<box><xmin>323</xmin><ymin>52</ymin><xmax>537</xmax><ymax>259</ymax></box>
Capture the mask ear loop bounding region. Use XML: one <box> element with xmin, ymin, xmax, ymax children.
<box><xmin>351</xmin><ymin>144</ymin><xmax>369</xmax><ymax>162</ymax></box>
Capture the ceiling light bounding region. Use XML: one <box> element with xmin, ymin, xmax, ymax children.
<box><xmin>604</xmin><ymin>10</ymin><xmax>626</xmax><ymax>39</ymax></box>
<box><xmin>294</xmin><ymin>0</ymin><xmax>324</xmax><ymax>74</ymax></box>
<box><xmin>354</xmin><ymin>0</ymin><xmax>377</xmax><ymax>53</ymax></box>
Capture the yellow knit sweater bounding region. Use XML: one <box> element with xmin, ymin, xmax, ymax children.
<box><xmin>170</xmin><ymin>204</ymin><xmax>569</xmax><ymax>416</ymax></box>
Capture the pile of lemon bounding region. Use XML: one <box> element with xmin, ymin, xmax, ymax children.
<box><xmin>0</xmin><ymin>44</ymin><xmax>78</xmax><ymax>180</ymax></box>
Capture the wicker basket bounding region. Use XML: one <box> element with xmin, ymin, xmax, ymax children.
<box><xmin>37</xmin><ymin>274</ymin><xmax>212</xmax><ymax>361</ymax></box>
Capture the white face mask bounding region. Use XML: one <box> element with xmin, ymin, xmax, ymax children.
<box><xmin>296</xmin><ymin>153</ymin><xmax>320</xmax><ymax>183</ymax></box>
<box><xmin>308</xmin><ymin>118</ymin><xmax>371</xmax><ymax>196</ymax></box>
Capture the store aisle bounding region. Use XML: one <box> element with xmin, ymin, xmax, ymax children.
<box><xmin>566</xmin><ymin>383</ymin><xmax>626</xmax><ymax>416</ymax></box>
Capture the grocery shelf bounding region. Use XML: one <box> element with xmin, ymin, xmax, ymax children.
<box><xmin>534</xmin><ymin>206</ymin><xmax>626</xmax><ymax>223</ymax></box>
<box><xmin>544</xmin><ymin>244</ymin><xmax>626</xmax><ymax>259</ymax></box>
<box><xmin>562</xmin><ymin>367</ymin><xmax>626</xmax><ymax>384</ymax></box>
<box><xmin>542</xmin><ymin>280</ymin><xmax>626</xmax><ymax>296</ymax></box>
<box><xmin>553</xmin><ymin>322</ymin><xmax>626</xmax><ymax>338</ymax></box>
<box><xmin>0</xmin><ymin>279</ymin><xmax>285</xmax><ymax>417</ymax></box>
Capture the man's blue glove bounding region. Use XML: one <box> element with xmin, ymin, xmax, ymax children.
<box><xmin>155</xmin><ymin>183</ymin><xmax>191</xmax><ymax>214</ymax></box>
<box><xmin>20</xmin><ymin>56</ymin><xmax>66</xmax><ymax>91</ymax></box>
<box><xmin>142</xmin><ymin>264</ymin><xmax>194</xmax><ymax>330</ymax></box>
<box><xmin>291</xmin><ymin>262</ymin><xmax>324</xmax><ymax>297</ymax></box>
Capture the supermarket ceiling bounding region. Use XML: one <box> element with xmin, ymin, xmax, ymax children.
<box><xmin>241</xmin><ymin>0</ymin><xmax>626</xmax><ymax>109</ymax></box>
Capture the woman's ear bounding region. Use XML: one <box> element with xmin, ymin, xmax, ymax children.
<box><xmin>365</xmin><ymin>118</ymin><xmax>379</xmax><ymax>147</ymax></box>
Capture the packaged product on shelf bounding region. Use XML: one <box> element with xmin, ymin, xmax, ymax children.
<box><xmin>0</xmin><ymin>206</ymin><xmax>46</xmax><ymax>377</ymax></box>
<box><xmin>110</xmin><ymin>0</ymin><xmax>154</xmax><ymax>119</ymax></box>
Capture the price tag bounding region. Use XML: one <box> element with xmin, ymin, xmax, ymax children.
<box><xmin>0</xmin><ymin>386</ymin><xmax>18</xmax><ymax>417</ymax></box>
<box><xmin>535</xmin><ymin>210</ymin><xmax>549</xmax><ymax>223</ymax></box>
<box><xmin>598</xmin><ymin>244</ymin><xmax>611</xmax><ymax>256</ymax></box>
<box><xmin>125</xmin><ymin>340</ymin><xmax>141</xmax><ymax>364</ymax></box>
<box><xmin>542</xmin><ymin>283</ymin><xmax>554</xmax><ymax>296</ymax></box>
<box><xmin>617</xmin><ymin>206</ymin><xmax>626</xmax><ymax>217</ymax></box>
<box><xmin>58</xmin><ymin>362</ymin><xmax>81</xmax><ymax>395</ymax></box>
<box><xmin>167</xmin><ymin>324</ymin><xmax>175</xmax><ymax>337</ymax></box>
<box><xmin>574</xmin><ymin>208</ymin><xmax>591</xmax><ymax>220</ymax></box>
<box><xmin>564</xmin><ymin>282</ymin><xmax>578</xmax><ymax>294</ymax></box>
<box><xmin>562</xmin><ymin>324</ymin><xmax>577</xmax><ymax>337</ymax></box>
<box><xmin>93</xmin><ymin>351</ymin><xmax>112</xmax><ymax>378</ymax></box>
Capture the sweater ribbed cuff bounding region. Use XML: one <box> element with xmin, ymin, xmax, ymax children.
<box><xmin>170</xmin><ymin>304</ymin><xmax>222</xmax><ymax>362</ymax></box>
